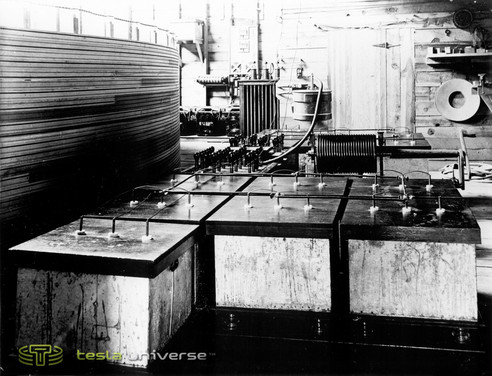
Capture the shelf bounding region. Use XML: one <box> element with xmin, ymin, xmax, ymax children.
<box><xmin>179</xmin><ymin>41</ymin><xmax>205</xmax><ymax>63</ymax></box>
<box><xmin>426</xmin><ymin>52</ymin><xmax>492</xmax><ymax>67</ymax></box>
<box><xmin>172</xmin><ymin>19</ymin><xmax>206</xmax><ymax>63</ymax></box>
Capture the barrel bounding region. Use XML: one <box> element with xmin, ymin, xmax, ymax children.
<box><xmin>292</xmin><ymin>89</ymin><xmax>332</xmax><ymax>131</ymax></box>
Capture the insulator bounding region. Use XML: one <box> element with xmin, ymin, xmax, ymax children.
<box><xmin>316</xmin><ymin>134</ymin><xmax>377</xmax><ymax>174</ymax></box>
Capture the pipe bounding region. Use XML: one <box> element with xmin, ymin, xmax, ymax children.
<box><xmin>382</xmin><ymin>149</ymin><xmax>460</xmax><ymax>158</ymax></box>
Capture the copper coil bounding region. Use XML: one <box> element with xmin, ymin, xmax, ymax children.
<box><xmin>317</xmin><ymin>134</ymin><xmax>377</xmax><ymax>174</ymax></box>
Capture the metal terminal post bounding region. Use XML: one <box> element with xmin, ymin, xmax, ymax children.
<box><xmin>75</xmin><ymin>217</ymin><xmax>86</xmax><ymax>236</ymax></box>
<box><xmin>269</xmin><ymin>174</ymin><xmax>275</xmax><ymax>188</ymax></box>
<box><xmin>108</xmin><ymin>218</ymin><xmax>119</xmax><ymax>238</ymax></box>
<box><xmin>293</xmin><ymin>172</ymin><xmax>301</xmax><ymax>188</ymax></box>
<box><xmin>187</xmin><ymin>192</ymin><xmax>194</xmax><ymax>207</ymax></box>
<box><xmin>273</xmin><ymin>192</ymin><xmax>282</xmax><ymax>210</ymax></box>
<box><xmin>318</xmin><ymin>174</ymin><xmax>325</xmax><ymax>189</ymax></box>
<box><xmin>372</xmin><ymin>175</ymin><xmax>379</xmax><ymax>191</ymax></box>
<box><xmin>402</xmin><ymin>200</ymin><xmax>411</xmax><ymax>215</ymax></box>
<box><xmin>369</xmin><ymin>194</ymin><xmax>379</xmax><ymax>213</ymax></box>
<box><xmin>217</xmin><ymin>173</ymin><xmax>224</xmax><ymax>186</ymax></box>
<box><xmin>304</xmin><ymin>194</ymin><xmax>313</xmax><ymax>210</ymax></box>
<box><xmin>170</xmin><ymin>173</ymin><xmax>177</xmax><ymax>185</ymax></box>
<box><xmin>244</xmin><ymin>192</ymin><xmax>253</xmax><ymax>209</ymax></box>
<box><xmin>436</xmin><ymin>195</ymin><xmax>446</xmax><ymax>215</ymax></box>
<box><xmin>398</xmin><ymin>175</ymin><xmax>406</xmax><ymax>192</ymax></box>
<box><xmin>426</xmin><ymin>174</ymin><xmax>433</xmax><ymax>192</ymax></box>
<box><xmin>142</xmin><ymin>221</ymin><xmax>153</xmax><ymax>242</ymax></box>
<box><xmin>157</xmin><ymin>191</ymin><xmax>167</xmax><ymax>209</ymax></box>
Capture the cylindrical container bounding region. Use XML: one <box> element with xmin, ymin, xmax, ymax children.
<box><xmin>180</xmin><ymin>107</ymin><xmax>198</xmax><ymax>135</ymax></box>
<box><xmin>0</xmin><ymin>27</ymin><xmax>180</xmax><ymax>244</ymax></box>
<box><xmin>196</xmin><ymin>107</ymin><xmax>220</xmax><ymax>136</ymax></box>
<box><xmin>292</xmin><ymin>90</ymin><xmax>332</xmax><ymax>131</ymax></box>
<box><xmin>226</xmin><ymin>105</ymin><xmax>241</xmax><ymax>137</ymax></box>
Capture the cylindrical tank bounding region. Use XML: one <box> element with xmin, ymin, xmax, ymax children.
<box><xmin>196</xmin><ymin>107</ymin><xmax>221</xmax><ymax>136</ymax></box>
<box><xmin>180</xmin><ymin>107</ymin><xmax>197</xmax><ymax>135</ymax></box>
<box><xmin>226</xmin><ymin>105</ymin><xmax>241</xmax><ymax>137</ymax></box>
<box><xmin>292</xmin><ymin>90</ymin><xmax>332</xmax><ymax>131</ymax></box>
<box><xmin>0</xmin><ymin>27</ymin><xmax>180</xmax><ymax>245</ymax></box>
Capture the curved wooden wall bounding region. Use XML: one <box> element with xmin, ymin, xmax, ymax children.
<box><xmin>0</xmin><ymin>27</ymin><xmax>180</xmax><ymax>238</ymax></box>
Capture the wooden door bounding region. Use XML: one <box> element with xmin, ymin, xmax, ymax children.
<box><xmin>328</xmin><ymin>28</ymin><xmax>414</xmax><ymax>132</ymax></box>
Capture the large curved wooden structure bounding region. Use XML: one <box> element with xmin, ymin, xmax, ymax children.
<box><xmin>0</xmin><ymin>27</ymin><xmax>180</xmax><ymax>239</ymax></box>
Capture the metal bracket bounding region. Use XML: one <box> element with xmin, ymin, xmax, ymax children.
<box><xmin>373</xmin><ymin>42</ymin><xmax>400</xmax><ymax>49</ymax></box>
<box><xmin>169</xmin><ymin>259</ymin><xmax>179</xmax><ymax>272</ymax></box>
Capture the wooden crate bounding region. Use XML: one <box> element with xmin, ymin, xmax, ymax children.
<box><xmin>11</xmin><ymin>220</ymin><xmax>198</xmax><ymax>367</ymax></box>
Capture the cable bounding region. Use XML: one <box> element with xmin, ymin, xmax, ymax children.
<box><xmin>261</xmin><ymin>76</ymin><xmax>323</xmax><ymax>165</ymax></box>
<box><xmin>17</xmin><ymin>0</ymin><xmax>176</xmax><ymax>37</ymax></box>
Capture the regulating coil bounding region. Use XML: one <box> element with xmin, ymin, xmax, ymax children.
<box><xmin>316</xmin><ymin>134</ymin><xmax>377</xmax><ymax>174</ymax></box>
<box><xmin>196</xmin><ymin>75</ymin><xmax>228</xmax><ymax>85</ymax></box>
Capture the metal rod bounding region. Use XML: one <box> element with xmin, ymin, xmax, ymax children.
<box><xmin>385</xmin><ymin>149</ymin><xmax>460</xmax><ymax>158</ymax></box>
<box><xmin>186</xmin><ymin>171</ymin><xmax>384</xmax><ymax>179</ymax></box>
<box><xmin>161</xmin><ymin>189</ymin><xmax>407</xmax><ymax>202</ymax></box>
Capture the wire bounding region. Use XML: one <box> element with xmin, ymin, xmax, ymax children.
<box><xmin>261</xmin><ymin>76</ymin><xmax>323</xmax><ymax>165</ymax></box>
<box><xmin>16</xmin><ymin>0</ymin><xmax>175</xmax><ymax>37</ymax></box>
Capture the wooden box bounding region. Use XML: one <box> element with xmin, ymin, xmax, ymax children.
<box><xmin>11</xmin><ymin>219</ymin><xmax>199</xmax><ymax>367</ymax></box>
<box><xmin>342</xmin><ymin>178</ymin><xmax>480</xmax><ymax>321</ymax></box>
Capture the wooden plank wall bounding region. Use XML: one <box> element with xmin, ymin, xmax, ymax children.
<box><xmin>0</xmin><ymin>27</ymin><xmax>180</xmax><ymax>244</ymax></box>
<box><xmin>413</xmin><ymin>19</ymin><xmax>492</xmax><ymax>165</ymax></box>
<box><xmin>179</xmin><ymin>0</ymin><xmax>492</xmax><ymax>161</ymax></box>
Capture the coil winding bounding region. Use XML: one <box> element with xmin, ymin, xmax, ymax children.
<box><xmin>316</xmin><ymin>134</ymin><xmax>377</xmax><ymax>174</ymax></box>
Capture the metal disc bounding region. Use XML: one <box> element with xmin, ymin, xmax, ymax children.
<box><xmin>435</xmin><ymin>79</ymin><xmax>480</xmax><ymax>122</ymax></box>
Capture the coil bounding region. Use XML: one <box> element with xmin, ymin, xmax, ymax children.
<box><xmin>196</xmin><ymin>75</ymin><xmax>228</xmax><ymax>85</ymax></box>
<box><xmin>316</xmin><ymin>134</ymin><xmax>377</xmax><ymax>174</ymax></box>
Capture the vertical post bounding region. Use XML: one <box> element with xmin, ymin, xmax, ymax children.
<box><xmin>128</xmin><ymin>4</ymin><xmax>133</xmax><ymax>40</ymax></box>
<box><xmin>203</xmin><ymin>4</ymin><xmax>210</xmax><ymax>106</ymax></box>
<box><xmin>378</xmin><ymin>131</ymin><xmax>384</xmax><ymax>177</ymax></box>
<box><xmin>23</xmin><ymin>7</ymin><xmax>31</xmax><ymax>29</ymax></box>
<box><xmin>56</xmin><ymin>7</ymin><xmax>60</xmax><ymax>32</ymax></box>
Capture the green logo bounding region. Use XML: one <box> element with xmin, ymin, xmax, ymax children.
<box><xmin>18</xmin><ymin>345</ymin><xmax>63</xmax><ymax>366</ymax></box>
